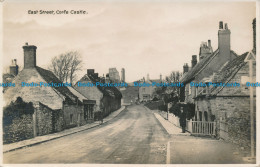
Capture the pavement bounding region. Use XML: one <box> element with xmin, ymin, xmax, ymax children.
<box><xmin>4</xmin><ymin>104</ymin><xmax>169</xmax><ymax>164</ymax></box>
<box><xmin>3</xmin><ymin>106</ymin><xmax>126</xmax><ymax>153</ymax></box>
<box><xmin>152</xmin><ymin>108</ymin><xmax>252</xmax><ymax>164</ymax></box>
<box><xmin>3</xmin><ymin>104</ymin><xmax>255</xmax><ymax>164</ymax></box>
<box><xmin>153</xmin><ymin>112</ymin><xmax>189</xmax><ymax>136</ymax></box>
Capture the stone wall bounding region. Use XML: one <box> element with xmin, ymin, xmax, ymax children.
<box><xmin>3</xmin><ymin>98</ymin><xmax>35</xmax><ymax>144</ymax></box>
<box><xmin>63</xmin><ymin>103</ymin><xmax>84</xmax><ymax>129</ymax></box>
<box><xmin>196</xmin><ymin>95</ymin><xmax>256</xmax><ymax>150</ymax></box>
<box><xmin>75</xmin><ymin>79</ymin><xmax>103</xmax><ymax>111</ymax></box>
<box><xmin>34</xmin><ymin>102</ymin><xmax>53</xmax><ymax>136</ymax></box>
<box><xmin>195</xmin><ymin>60</ymin><xmax>256</xmax><ymax>146</ymax></box>
<box><xmin>52</xmin><ymin>109</ymin><xmax>64</xmax><ymax>132</ymax></box>
<box><xmin>3</xmin><ymin>114</ymin><xmax>34</xmax><ymax>144</ymax></box>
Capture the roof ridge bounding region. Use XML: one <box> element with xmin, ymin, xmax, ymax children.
<box><xmin>180</xmin><ymin>49</ymin><xmax>219</xmax><ymax>83</ymax></box>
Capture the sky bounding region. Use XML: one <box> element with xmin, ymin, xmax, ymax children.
<box><xmin>2</xmin><ymin>1</ymin><xmax>256</xmax><ymax>82</ymax></box>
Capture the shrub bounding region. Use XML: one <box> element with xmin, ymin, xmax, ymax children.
<box><xmin>158</xmin><ymin>104</ymin><xmax>167</xmax><ymax>112</ymax></box>
<box><xmin>169</xmin><ymin>103</ymin><xmax>181</xmax><ymax>117</ymax></box>
<box><xmin>169</xmin><ymin>102</ymin><xmax>195</xmax><ymax>120</ymax></box>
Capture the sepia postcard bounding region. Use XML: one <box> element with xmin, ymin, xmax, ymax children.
<box><xmin>0</xmin><ymin>0</ymin><xmax>259</xmax><ymax>166</ymax></box>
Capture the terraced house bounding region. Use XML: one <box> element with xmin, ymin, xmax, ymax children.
<box><xmin>3</xmin><ymin>43</ymin><xmax>96</xmax><ymax>144</ymax></box>
<box><xmin>75</xmin><ymin>69</ymin><xmax>122</xmax><ymax>119</ymax></box>
<box><xmin>179</xmin><ymin>19</ymin><xmax>256</xmax><ymax>151</ymax></box>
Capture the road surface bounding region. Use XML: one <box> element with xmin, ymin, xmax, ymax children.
<box><xmin>4</xmin><ymin>105</ymin><xmax>170</xmax><ymax>164</ymax></box>
<box><xmin>3</xmin><ymin>104</ymin><xmax>249</xmax><ymax>164</ymax></box>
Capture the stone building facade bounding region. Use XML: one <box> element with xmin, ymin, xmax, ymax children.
<box><xmin>3</xmin><ymin>43</ymin><xmax>95</xmax><ymax>143</ymax></box>
<box><xmin>180</xmin><ymin>21</ymin><xmax>238</xmax><ymax>104</ymax></box>
<box><xmin>108</xmin><ymin>68</ymin><xmax>120</xmax><ymax>83</ymax></box>
<box><xmin>179</xmin><ymin>18</ymin><xmax>256</xmax><ymax>151</ymax></box>
<box><xmin>75</xmin><ymin>69</ymin><xmax>122</xmax><ymax>118</ymax></box>
<box><xmin>195</xmin><ymin>51</ymin><xmax>256</xmax><ymax>150</ymax></box>
<box><xmin>138</xmin><ymin>74</ymin><xmax>162</xmax><ymax>101</ymax></box>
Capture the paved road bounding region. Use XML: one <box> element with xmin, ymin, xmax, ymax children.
<box><xmin>169</xmin><ymin>136</ymin><xmax>246</xmax><ymax>164</ymax></box>
<box><xmin>4</xmin><ymin>105</ymin><xmax>170</xmax><ymax>164</ymax></box>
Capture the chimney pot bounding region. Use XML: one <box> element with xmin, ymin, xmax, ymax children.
<box><xmin>208</xmin><ymin>40</ymin><xmax>211</xmax><ymax>47</ymax></box>
<box><xmin>225</xmin><ymin>23</ymin><xmax>228</xmax><ymax>29</ymax></box>
<box><xmin>219</xmin><ymin>21</ymin><xmax>223</xmax><ymax>29</ymax></box>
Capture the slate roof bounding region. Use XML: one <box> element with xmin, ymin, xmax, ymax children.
<box><xmin>2</xmin><ymin>73</ymin><xmax>15</xmax><ymax>82</ymax></box>
<box><xmin>67</xmin><ymin>86</ymin><xmax>88</xmax><ymax>102</ymax></box>
<box><xmin>180</xmin><ymin>49</ymin><xmax>219</xmax><ymax>84</ymax></box>
<box><xmin>86</xmin><ymin>74</ymin><xmax>122</xmax><ymax>99</ymax></box>
<box><xmin>210</xmin><ymin>52</ymin><xmax>248</xmax><ymax>95</ymax></box>
<box><xmin>150</xmin><ymin>79</ymin><xmax>161</xmax><ymax>83</ymax></box>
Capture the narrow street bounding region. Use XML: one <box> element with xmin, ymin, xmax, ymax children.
<box><xmin>4</xmin><ymin>104</ymin><xmax>248</xmax><ymax>164</ymax></box>
<box><xmin>4</xmin><ymin>105</ymin><xmax>170</xmax><ymax>164</ymax></box>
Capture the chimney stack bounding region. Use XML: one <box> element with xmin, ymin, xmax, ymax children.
<box><xmin>93</xmin><ymin>73</ymin><xmax>99</xmax><ymax>79</ymax></box>
<box><xmin>183</xmin><ymin>63</ymin><xmax>189</xmax><ymax>74</ymax></box>
<box><xmin>218</xmin><ymin>21</ymin><xmax>231</xmax><ymax>61</ymax></box>
<box><xmin>160</xmin><ymin>74</ymin><xmax>162</xmax><ymax>81</ymax></box>
<box><xmin>224</xmin><ymin>23</ymin><xmax>228</xmax><ymax>30</ymax></box>
<box><xmin>87</xmin><ymin>69</ymin><xmax>95</xmax><ymax>75</ymax></box>
<box><xmin>23</xmin><ymin>43</ymin><xmax>37</xmax><ymax>69</ymax></box>
<box><xmin>191</xmin><ymin>55</ymin><xmax>197</xmax><ymax>68</ymax></box>
<box><xmin>10</xmin><ymin>59</ymin><xmax>19</xmax><ymax>76</ymax></box>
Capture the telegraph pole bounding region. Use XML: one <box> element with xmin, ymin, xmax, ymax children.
<box><xmin>245</xmin><ymin>51</ymin><xmax>255</xmax><ymax>159</ymax></box>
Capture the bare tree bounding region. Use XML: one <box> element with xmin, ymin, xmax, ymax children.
<box><xmin>166</xmin><ymin>71</ymin><xmax>181</xmax><ymax>83</ymax></box>
<box><xmin>49</xmin><ymin>51</ymin><xmax>83</xmax><ymax>84</ymax></box>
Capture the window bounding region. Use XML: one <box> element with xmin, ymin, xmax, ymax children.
<box><xmin>204</xmin><ymin>112</ymin><xmax>208</xmax><ymax>121</ymax></box>
<box><xmin>199</xmin><ymin>111</ymin><xmax>202</xmax><ymax>121</ymax></box>
<box><xmin>70</xmin><ymin>114</ymin><xmax>73</xmax><ymax>124</ymax></box>
<box><xmin>88</xmin><ymin>105</ymin><xmax>94</xmax><ymax>119</ymax></box>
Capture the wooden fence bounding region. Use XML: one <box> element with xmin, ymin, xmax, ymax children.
<box><xmin>158</xmin><ymin>111</ymin><xmax>216</xmax><ymax>136</ymax></box>
<box><xmin>186</xmin><ymin>120</ymin><xmax>216</xmax><ymax>136</ymax></box>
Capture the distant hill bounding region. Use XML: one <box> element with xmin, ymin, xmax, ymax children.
<box><xmin>120</xmin><ymin>86</ymin><xmax>139</xmax><ymax>104</ymax></box>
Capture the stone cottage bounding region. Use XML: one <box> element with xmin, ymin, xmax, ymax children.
<box><xmin>177</xmin><ymin>18</ymin><xmax>256</xmax><ymax>152</ymax></box>
<box><xmin>3</xmin><ymin>43</ymin><xmax>95</xmax><ymax>143</ymax></box>
<box><xmin>139</xmin><ymin>74</ymin><xmax>162</xmax><ymax>101</ymax></box>
<box><xmin>75</xmin><ymin>69</ymin><xmax>122</xmax><ymax>118</ymax></box>
<box><xmin>180</xmin><ymin>21</ymin><xmax>238</xmax><ymax>104</ymax></box>
<box><xmin>195</xmin><ymin>51</ymin><xmax>256</xmax><ymax>150</ymax></box>
<box><xmin>194</xmin><ymin>18</ymin><xmax>256</xmax><ymax>149</ymax></box>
